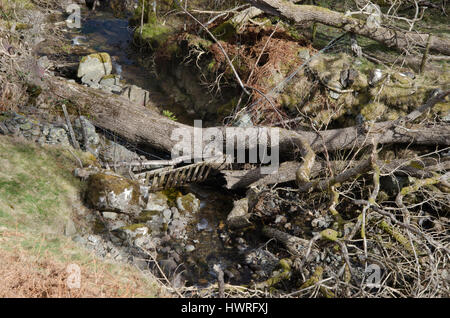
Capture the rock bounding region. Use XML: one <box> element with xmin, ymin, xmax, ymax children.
<box><xmin>113</xmin><ymin>223</ymin><xmax>149</xmax><ymax>242</ymax></box>
<box><xmin>245</xmin><ymin>248</ymin><xmax>279</xmax><ymax>277</ymax></box>
<box><xmin>87</xmin><ymin>234</ymin><xmax>100</xmax><ymax>244</ymax></box>
<box><xmin>77</xmin><ymin>52</ymin><xmax>112</xmax><ymax>86</ymax></box>
<box><xmin>185</xmin><ymin>244</ymin><xmax>196</xmax><ymax>252</ymax></box>
<box><xmin>176</xmin><ymin>193</ymin><xmax>200</xmax><ymax>214</ymax></box>
<box><xmin>145</xmin><ymin>191</ymin><xmax>169</xmax><ymax>212</ymax></box>
<box><xmin>99</xmin><ymin>75</ymin><xmax>122</xmax><ymax>93</ymax></box>
<box><xmin>72</xmin><ymin>234</ymin><xmax>87</xmax><ymax>245</ymax></box>
<box><xmin>86</xmin><ymin>173</ymin><xmax>142</xmax><ymax>215</ymax></box>
<box><xmin>162</xmin><ymin>208</ymin><xmax>172</xmax><ymax>222</ymax></box>
<box><xmin>121</xmin><ymin>84</ymin><xmax>151</xmax><ymax>107</ymax></box>
<box><xmin>226</xmin><ymin>198</ymin><xmax>251</xmax><ymax>229</ymax></box>
<box><xmin>159</xmin><ymin>258</ymin><xmax>178</xmax><ymax>276</ymax></box>
<box><xmin>64</xmin><ymin>219</ymin><xmax>77</xmax><ymax>237</ymax></box>
<box><xmin>98</xmin><ymin>138</ymin><xmax>140</xmax><ymax>164</ymax></box>
<box><xmin>197</xmin><ymin>218</ymin><xmax>209</xmax><ymax>231</ymax></box>
<box><xmin>102</xmin><ymin>212</ymin><xmax>119</xmax><ymax>220</ymax></box>
<box><xmin>46</xmin><ymin>126</ymin><xmax>70</xmax><ymax>146</ymax></box>
<box><xmin>73</xmin><ymin>116</ymin><xmax>100</xmax><ymax>154</ymax></box>
<box><xmin>233</xmin><ymin>112</ymin><xmax>253</xmax><ymax>128</ymax></box>
<box><xmin>368</xmin><ymin>68</ymin><xmax>384</xmax><ymax>86</ymax></box>
<box><xmin>298</xmin><ymin>48</ymin><xmax>310</xmax><ymax>60</ymax></box>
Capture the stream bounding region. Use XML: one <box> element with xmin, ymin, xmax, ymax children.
<box><xmin>65</xmin><ymin>6</ymin><xmax>256</xmax><ymax>287</ymax></box>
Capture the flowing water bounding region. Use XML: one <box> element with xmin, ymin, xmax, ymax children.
<box><xmin>67</xmin><ymin>7</ymin><xmax>254</xmax><ymax>286</ymax></box>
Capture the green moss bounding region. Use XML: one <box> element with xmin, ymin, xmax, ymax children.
<box><xmin>360</xmin><ymin>102</ymin><xmax>386</xmax><ymax>121</ymax></box>
<box><xmin>136</xmin><ymin>210</ymin><xmax>160</xmax><ymax>222</ymax></box>
<box><xmin>161</xmin><ymin>188</ymin><xmax>182</xmax><ymax>207</ymax></box>
<box><xmin>212</xmin><ymin>20</ymin><xmax>238</xmax><ymax>41</ymax></box>
<box><xmin>87</xmin><ymin>173</ymin><xmax>141</xmax><ymax>208</ymax></box>
<box><xmin>135</xmin><ymin>23</ymin><xmax>172</xmax><ymax>50</ymax></box>
<box><xmin>121</xmin><ymin>223</ymin><xmax>147</xmax><ymax>232</ymax></box>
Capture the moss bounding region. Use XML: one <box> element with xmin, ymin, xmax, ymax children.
<box><xmin>121</xmin><ymin>223</ymin><xmax>147</xmax><ymax>232</ymax></box>
<box><xmin>360</xmin><ymin>102</ymin><xmax>386</xmax><ymax>121</ymax></box>
<box><xmin>161</xmin><ymin>188</ymin><xmax>182</xmax><ymax>207</ymax></box>
<box><xmin>135</xmin><ymin>22</ymin><xmax>172</xmax><ymax>50</ymax></box>
<box><xmin>136</xmin><ymin>210</ymin><xmax>160</xmax><ymax>222</ymax></box>
<box><xmin>80</xmin><ymin>52</ymin><xmax>111</xmax><ymax>65</ymax></box>
<box><xmin>320</xmin><ymin>228</ymin><xmax>339</xmax><ymax>242</ymax></box>
<box><xmin>87</xmin><ymin>173</ymin><xmax>141</xmax><ymax>208</ymax></box>
<box><xmin>212</xmin><ymin>20</ymin><xmax>238</xmax><ymax>41</ymax></box>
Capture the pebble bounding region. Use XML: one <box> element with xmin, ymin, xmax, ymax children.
<box><xmin>185</xmin><ymin>244</ymin><xmax>196</xmax><ymax>252</ymax></box>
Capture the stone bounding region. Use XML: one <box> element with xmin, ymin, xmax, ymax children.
<box><xmin>77</xmin><ymin>52</ymin><xmax>112</xmax><ymax>86</ymax></box>
<box><xmin>99</xmin><ymin>75</ymin><xmax>122</xmax><ymax>93</ymax></box>
<box><xmin>145</xmin><ymin>191</ymin><xmax>169</xmax><ymax>212</ymax></box>
<box><xmin>98</xmin><ymin>138</ymin><xmax>140</xmax><ymax>164</ymax></box>
<box><xmin>121</xmin><ymin>84</ymin><xmax>151</xmax><ymax>107</ymax></box>
<box><xmin>64</xmin><ymin>219</ymin><xmax>77</xmax><ymax>237</ymax></box>
<box><xmin>73</xmin><ymin>116</ymin><xmax>100</xmax><ymax>153</ymax></box>
<box><xmin>185</xmin><ymin>244</ymin><xmax>195</xmax><ymax>252</ymax></box>
<box><xmin>86</xmin><ymin>172</ymin><xmax>142</xmax><ymax>215</ymax></box>
<box><xmin>226</xmin><ymin>198</ymin><xmax>251</xmax><ymax>229</ymax></box>
<box><xmin>176</xmin><ymin>193</ymin><xmax>200</xmax><ymax>214</ymax></box>
<box><xmin>102</xmin><ymin>212</ymin><xmax>118</xmax><ymax>220</ymax></box>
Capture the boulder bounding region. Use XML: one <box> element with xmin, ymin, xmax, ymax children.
<box><xmin>145</xmin><ymin>191</ymin><xmax>170</xmax><ymax>212</ymax></box>
<box><xmin>120</xmin><ymin>84</ymin><xmax>151</xmax><ymax>107</ymax></box>
<box><xmin>99</xmin><ymin>75</ymin><xmax>123</xmax><ymax>93</ymax></box>
<box><xmin>176</xmin><ymin>193</ymin><xmax>200</xmax><ymax>214</ymax></box>
<box><xmin>86</xmin><ymin>172</ymin><xmax>142</xmax><ymax>215</ymax></box>
<box><xmin>77</xmin><ymin>52</ymin><xmax>113</xmax><ymax>86</ymax></box>
<box><xmin>226</xmin><ymin>198</ymin><xmax>251</xmax><ymax>229</ymax></box>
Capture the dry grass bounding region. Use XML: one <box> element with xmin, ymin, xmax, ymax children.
<box><xmin>0</xmin><ymin>136</ymin><xmax>165</xmax><ymax>298</ymax></box>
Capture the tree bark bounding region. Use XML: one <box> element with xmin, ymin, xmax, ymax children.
<box><xmin>245</xmin><ymin>0</ymin><xmax>450</xmax><ymax>55</ymax></box>
<box><xmin>47</xmin><ymin>77</ymin><xmax>450</xmax><ymax>159</ymax></box>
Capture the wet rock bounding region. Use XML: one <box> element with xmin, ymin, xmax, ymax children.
<box><xmin>197</xmin><ymin>218</ymin><xmax>209</xmax><ymax>231</ymax></box>
<box><xmin>77</xmin><ymin>52</ymin><xmax>113</xmax><ymax>86</ymax></box>
<box><xmin>227</xmin><ymin>198</ymin><xmax>251</xmax><ymax>229</ymax></box>
<box><xmin>176</xmin><ymin>193</ymin><xmax>200</xmax><ymax>214</ymax></box>
<box><xmin>86</xmin><ymin>172</ymin><xmax>142</xmax><ymax>215</ymax></box>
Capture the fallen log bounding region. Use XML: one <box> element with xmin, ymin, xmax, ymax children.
<box><xmin>245</xmin><ymin>1</ymin><xmax>450</xmax><ymax>56</ymax></box>
<box><xmin>47</xmin><ymin>77</ymin><xmax>450</xmax><ymax>161</ymax></box>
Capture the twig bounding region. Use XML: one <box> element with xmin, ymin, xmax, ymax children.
<box><xmin>174</xmin><ymin>0</ymin><xmax>250</xmax><ymax>95</ymax></box>
<box><xmin>61</xmin><ymin>104</ymin><xmax>80</xmax><ymax>150</ymax></box>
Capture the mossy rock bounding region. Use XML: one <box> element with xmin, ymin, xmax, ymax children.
<box><xmin>145</xmin><ymin>191</ymin><xmax>169</xmax><ymax>212</ymax></box>
<box><xmin>176</xmin><ymin>193</ymin><xmax>200</xmax><ymax>214</ymax></box>
<box><xmin>86</xmin><ymin>173</ymin><xmax>141</xmax><ymax>214</ymax></box>
<box><xmin>211</xmin><ymin>20</ymin><xmax>238</xmax><ymax>41</ymax></box>
<box><xmin>134</xmin><ymin>22</ymin><xmax>172</xmax><ymax>50</ymax></box>
<box><xmin>136</xmin><ymin>210</ymin><xmax>160</xmax><ymax>223</ymax></box>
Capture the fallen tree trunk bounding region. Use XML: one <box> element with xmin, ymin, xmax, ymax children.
<box><xmin>222</xmin><ymin>159</ymin><xmax>450</xmax><ymax>189</ymax></box>
<box><xmin>47</xmin><ymin>77</ymin><xmax>449</xmax><ymax>159</ymax></box>
<box><xmin>245</xmin><ymin>0</ymin><xmax>450</xmax><ymax>56</ymax></box>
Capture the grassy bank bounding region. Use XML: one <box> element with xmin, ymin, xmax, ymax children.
<box><xmin>0</xmin><ymin>135</ymin><xmax>163</xmax><ymax>297</ymax></box>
